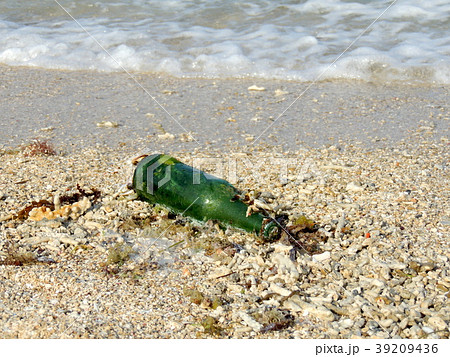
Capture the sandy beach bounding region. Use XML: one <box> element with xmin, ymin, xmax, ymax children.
<box><xmin>0</xmin><ymin>65</ymin><xmax>449</xmax><ymax>339</ymax></box>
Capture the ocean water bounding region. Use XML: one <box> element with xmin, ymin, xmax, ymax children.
<box><xmin>0</xmin><ymin>0</ymin><xmax>449</xmax><ymax>84</ymax></box>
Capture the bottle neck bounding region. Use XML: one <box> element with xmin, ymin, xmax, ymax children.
<box><xmin>261</xmin><ymin>218</ymin><xmax>281</xmax><ymax>242</ymax></box>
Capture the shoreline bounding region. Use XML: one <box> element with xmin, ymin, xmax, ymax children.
<box><xmin>0</xmin><ymin>65</ymin><xmax>448</xmax><ymax>153</ymax></box>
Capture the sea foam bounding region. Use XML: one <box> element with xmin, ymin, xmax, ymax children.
<box><xmin>0</xmin><ymin>0</ymin><xmax>449</xmax><ymax>84</ymax></box>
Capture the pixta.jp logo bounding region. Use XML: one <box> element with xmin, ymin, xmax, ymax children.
<box><xmin>145</xmin><ymin>156</ymin><xmax>172</xmax><ymax>194</ymax></box>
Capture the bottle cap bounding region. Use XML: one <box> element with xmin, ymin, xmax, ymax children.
<box><xmin>261</xmin><ymin>218</ymin><xmax>281</xmax><ymax>242</ymax></box>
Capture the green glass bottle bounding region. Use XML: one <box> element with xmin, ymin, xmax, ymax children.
<box><xmin>132</xmin><ymin>154</ymin><xmax>280</xmax><ymax>241</ymax></box>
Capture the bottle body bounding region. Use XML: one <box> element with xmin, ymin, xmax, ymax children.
<box><xmin>132</xmin><ymin>154</ymin><xmax>279</xmax><ymax>240</ymax></box>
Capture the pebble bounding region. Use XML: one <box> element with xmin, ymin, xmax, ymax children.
<box><xmin>84</xmin><ymin>221</ymin><xmax>103</xmax><ymax>230</ymax></box>
<box><xmin>208</xmin><ymin>267</ymin><xmax>232</xmax><ymax>280</ymax></box>
<box><xmin>379</xmin><ymin>319</ymin><xmax>394</xmax><ymax>328</ymax></box>
<box><xmin>157</xmin><ymin>133</ymin><xmax>175</xmax><ymax>140</ymax></box>
<box><xmin>271</xmin><ymin>253</ymin><xmax>299</xmax><ymax>280</ymax></box>
<box><xmin>73</xmin><ymin>227</ymin><xmax>87</xmax><ymax>238</ymax></box>
<box><xmin>269</xmin><ymin>283</ymin><xmax>292</xmax><ymax>297</ymax></box>
<box><xmin>274</xmin><ymin>89</ymin><xmax>288</xmax><ymax>96</ymax></box>
<box><xmin>339</xmin><ymin>319</ymin><xmax>354</xmax><ymax>329</ymax></box>
<box><xmin>284</xmin><ymin>295</ymin><xmax>335</xmax><ymax>321</ymax></box>
<box><xmin>312</xmin><ymin>251</ymin><xmax>331</xmax><ymax>263</ymax></box>
<box><xmin>409</xmin><ymin>325</ymin><xmax>422</xmax><ymax>338</ymax></box>
<box><xmin>346</xmin><ymin>182</ymin><xmax>365</xmax><ymax>192</ymax></box>
<box><xmin>59</xmin><ymin>235</ymin><xmax>79</xmax><ymax>246</ymax></box>
<box><xmin>96</xmin><ymin>121</ymin><xmax>119</xmax><ymax>128</ymax></box>
<box><xmin>247</xmin><ymin>85</ymin><xmax>265</xmax><ymax>91</ymax></box>
<box><xmin>399</xmin><ymin>317</ymin><xmax>409</xmax><ymax>330</ymax></box>
<box><xmin>427</xmin><ymin>316</ymin><xmax>448</xmax><ymax>331</ymax></box>
<box><xmin>388</xmin><ymin>262</ymin><xmax>407</xmax><ymax>270</ymax></box>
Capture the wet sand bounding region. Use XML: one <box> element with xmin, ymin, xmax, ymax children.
<box><xmin>0</xmin><ymin>65</ymin><xmax>448</xmax><ymax>153</ymax></box>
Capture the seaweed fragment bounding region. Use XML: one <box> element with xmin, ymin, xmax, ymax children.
<box><xmin>260</xmin><ymin>321</ymin><xmax>293</xmax><ymax>333</ymax></box>
<box><xmin>100</xmin><ymin>242</ymin><xmax>157</xmax><ymax>281</ymax></box>
<box><xmin>21</xmin><ymin>139</ymin><xmax>56</xmax><ymax>157</ymax></box>
<box><xmin>16</xmin><ymin>199</ymin><xmax>54</xmax><ymax>220</ymax></box>
<box><xmin>200</xmin><ymin>316</ymin><xmax>224</xmax><ymax>336</ymax></box>
<box><xmin>12</xmin><ymin>184</ymin><xmax>101</xmax><ymax>220</ymax></box>
<box><xmin>59</xmin><ymin>184</ymin><xmax>101</xmax><ymax>206</ymax></box>
<box><xmin>281</xmin><ymin>215</ymin><xmax>328</xmax><ymax>255</ymax></box>
<box><xmin>189</xmin><ymin>233</ymin><xmax>234</xmax><ymax>257</ymax></box>
<box><xmin>104</xmin><ymin>242</ymin><xmax>135</xmax><ymax>266</ymax></box>
<box><xmin>183</xmin><ymin>288</ymin><xmax>224</xmax><ymax>310</ymax></box>
<box><xmin>252</xmin><ymin>309</ymin><xmax>294</xmax><ymax>333</ymax></box>
<box><xmin>183</xmin><ymin>288</ymin><xmax>204</xmax><ymax>305</ymax></box>
<box><xmin>211</xmin><ymin>297</ymin><xmax>223</xmax><ymax>310</ymax></box>
<box><xmin>291</xmin><ymin>215</ymin><xmax>316</xmax><ymax>231</ymax></box>
<box><xmin>118</xmin><ymin>215</ymin><xmax>159</xmax><ymax>231</ymax></box>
